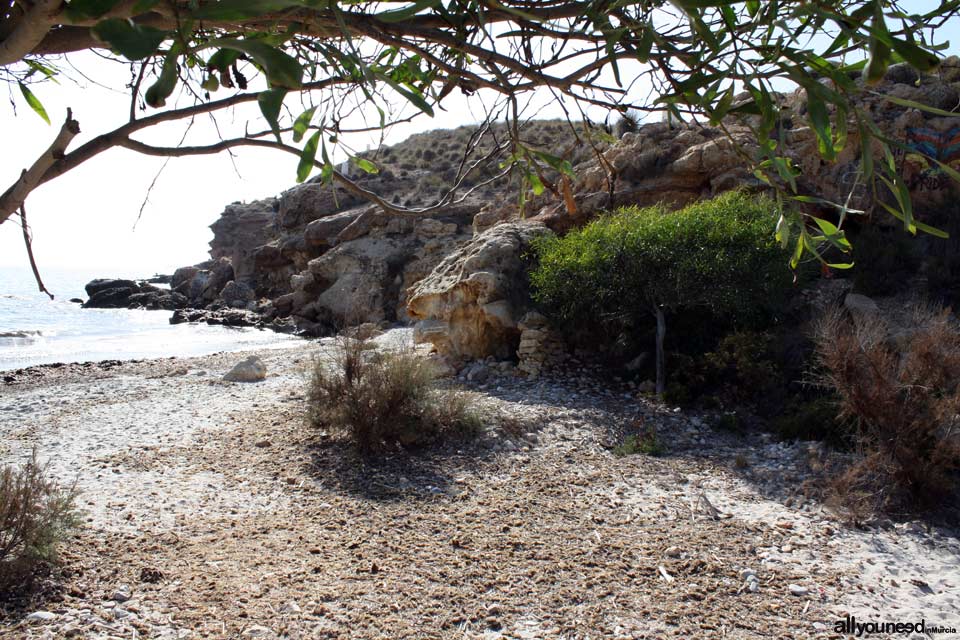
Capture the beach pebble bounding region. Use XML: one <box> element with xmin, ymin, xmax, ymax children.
<box><xmin>223</xmin><ymin>356</ymin><xmax>267</xmax><ymax>382</ymax></box>
<box><xmin>664</xmin><ymin>546</ymin><xmax>682</xmax><ymax>558</ymax></box>
<box><xmin>241</xmin><ymin>625</ymin><xmax>277</xmax><ymax>638</ymax></box>
<box><xmin>111</xmin><ymin>586</ymin><xmax>131</xmax><ymax>602</ymax></box>
<box><xmin>25</xmin><ymin>611</ymin><xmax>56</xmax><ymax>622</ymax></box>
<box><xmin>788</xmin><ymin>584</ymin><xmax>809</xmax><ymax>596</ymax></box>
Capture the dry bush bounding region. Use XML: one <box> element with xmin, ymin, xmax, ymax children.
<box><xmin>0</xmin><ymin>452</ymin><xmax>78</xmax><ymax>588</ymax></box>
<box><xmin>308</xmin><ymin>339</ymin><xmax>481</xmax><ymax>453</ymax></box>
<box><xmin>815</xmin><ymin>304</ymin><xmax>960</xmax><ymax>519</ymax></box>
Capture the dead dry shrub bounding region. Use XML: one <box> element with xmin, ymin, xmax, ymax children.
<box><xmin>0</xmin><ymin>452</ymin><xmax>78</xmax><ymax>588</ymax></box>
<box><xmin>308</xmin><ymin>339</ymin><xmax>481</xmax><ymax>453</ymax></box>
<box><xmin>814</xmin><ymin>304</ymin><xmax>960</xmax><ymax>519</ymax></box>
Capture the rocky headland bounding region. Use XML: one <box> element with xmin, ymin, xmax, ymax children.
<box><xmin>82</xmin><ymin>58</ymin><xmax>960</xmax><ymax>374</ymax></box>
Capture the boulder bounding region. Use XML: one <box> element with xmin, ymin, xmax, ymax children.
<box><xmin>85</xmin><ymin>278</ymin><xmax>137</xmax><ymax>298</ymax></box>
<box><xmin>223</xmin><ymin>356</ymin><xmax>267</xmax><ymax>382</ymax></box>
<box><xmin>304</xmin><ymin>209</ymin><xmax>365</xmax><ymax>247</ymax></box>
<box><xmin>83</xmin><ymin>286</ymin><xmax>136</xmax><ymax>309</ymax></box>
<box><xmin>303</xmin><ymin>236</ymin><xmax>412</xmax><ymax>325</ymax></box>
<box><xmin>406</xmin><ymin>222</ymin><xmax>552</xmax><ymax>360</ymax></box>
<box><xmin>171</xmin><ymin>266</ymin><xmax>200</xmax><ymax>292</ymax></box>
<box><xmin>218</xmin><ymin>280</ymin><xmax>256</xmax><ymax>308</ymax></box>
<box><xmin>279</xmin><ymin>182</ymin><xmax>362</xmax><ymax>229</ymax></box>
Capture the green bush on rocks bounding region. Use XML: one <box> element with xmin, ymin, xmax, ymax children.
<box><xmin>531</xmin><ymin>191</ymin><xmax>795</xmax><ymax>393</ymax></box>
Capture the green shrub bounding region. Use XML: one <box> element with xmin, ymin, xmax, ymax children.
<box><xmin>531</xmin><ymin>191</ymin><xmax>794</xmax><ymax>392</ymax></box>
<box><xmin>613</xmin><ymin>431</ymin><xmax>665</xmax><ymax>457</ymax></box>
<box><xmin>307</xmin><ymin>339</ymin><xmax>481</xmax><ymax>453</ymax></box>
<box><xmin>0</xmin><ymin>452</ymin><xmax>78</xmax><ymax>588</ymax></box>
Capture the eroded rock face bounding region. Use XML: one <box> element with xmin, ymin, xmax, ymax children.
<box><xmin>163</xmin><ymin>66</ymin><xmax>960</xmax><ymax>356</ymax></box>
<box><xmin>532</xmin><ymin>58</ymin><xmax>960</xmax><ymax>233</ymax></box>
<box><xmin>209</xmin><ymin>200</ymin><xmax>277</xmax><ymax>284</ymax></box>
<box><xmin>406</xmin><ymin>222</ymin><xmax>553</xmax><ymax>361</ymax></box>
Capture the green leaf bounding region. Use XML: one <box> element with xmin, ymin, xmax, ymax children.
<box><xmin>292</xmin><ymin>107</ymin><xmax>316</xmax><ymax>143</ymax></box>
<box><xmin>881</xmin><ymin>94</ymin><xmax>960</xmax><ymax>117</ymax></box>
<box><xmin>811</xmin><ymin>216</ymin><xmax>852</xmax><ymax>251</ymax></box>
<box><xmin>144</xmin><ymin>48</ymin><xmax>180</xmax><ymax>108</ymax></box>
<box><xmin>374</xmin><ymin>0</ymin><xmax>442</xmax><ymax>22</ymax></box>
<box><xmin>375</xmin><ymin>72</ymin><xmax>433</xmax><ymax>117</ymax></box>
<box><xmin>65</xmin><ymin>0</ymin><xmax>122</xmax><ymax>19</ymax></box>
<box><xmin>320</xmin><ymin>162</ymin><xmax>334</xmax><ymax>185</ymax></box>
<box><xmin>530</xmin><ymin>149</ymin><xmax>574</xmax><ymax>177</ymax></box>
<box><xmin>17</xmin><ymin>82</ymin><xmax>49</xmax><ymax>124</ymax></box>
<box><xmin>354</xmin><ymin>157</ymin><xmax>379</xmax><ymax>174</ymax></box>
<box><xmin>92</xmin><ymin>18</ymin><xmax>167</xmax><ymax>60</ymax></box>
<box><xmin>529</xmin><ymin>172</ymin><xmax>545</xmax><ymax>196</ymax></box>
<box><xmin>806</xmin><ymin>91</ymin><xmax>835</xmax><ymax>160</ymax></box>
<box><xmin>206</xmin><ymin>38</ymin><xmax>302</xmax><ymax>89</ymax></box>
<box><xmin>775</xmin><ymin>213</ymin><xmax>791</xmax><ymax>249</ymax></box>
<box><xmin>889</xmin><ymin>36</ymin><xmax>940</xmax><ymax>72</ymax></box>
<box><xmin>206</xmin><ymin>48</ymin><xmax>242</xmax><ymax>72</ymax></box>
<box><xmin>826</xmin><ymin>261</ymin><xmax>855</xmax><ymax>269</ymax></box>
<box><xmin>192</xmin><ymin>0</ymin><xmax>305</xmax><ymax>21</ymax></box>
<box><xmin>297</xmin><ymin>130</ymin><xmax>320</xmax><ymax>183</ymax></box>
<box><xmin>257</xmin><ymin>87</ymin><xmax>286</xmax><ymax>143</ymax></box>
<box><xmin>201</xmin><ymin>75</ymin><xmax>219</xmax><ymax>91</ymax></box>
<box><xmin>635</xmin><ymin>22</ymin><xmax>655</xmax><ymax>63</ymax></box>
<box><xmin>790</xmin><ymin>234</ymin><xmax>804</xmax><ymax>270</ymax></box>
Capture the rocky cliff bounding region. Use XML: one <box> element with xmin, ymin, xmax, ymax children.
<box><xmin>162</xmin><ymin>59</ymin><xmax>960</xmax><ymax>366</ymax></box>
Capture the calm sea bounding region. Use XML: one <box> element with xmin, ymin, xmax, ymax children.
<box><xmin>0</xmin><ymin>266</ymin><xmax>300</xmax><ymax>371</ymax></box>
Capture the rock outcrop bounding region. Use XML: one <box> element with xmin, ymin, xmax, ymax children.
<box><xmin>82</xmin><ymin>278</ymin><xmax>187</xmax><ymax>311</ymax></box>
<box><xmin>406</xmin><ymin>222</ymin><xmax>552</xmax><ymax>362</ymax></box>
<box><xmin>158</xmin><ymin>63</ymin><xmax>960</xmax><ymax>364</ymax></box>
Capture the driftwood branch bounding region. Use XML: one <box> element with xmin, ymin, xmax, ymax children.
<box><xmin>0</xmin><ymin>108</ymin><xmax>80</xmax><ymax>226</ymax></box>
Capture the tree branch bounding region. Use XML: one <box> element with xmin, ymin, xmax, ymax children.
<box><xmin>19</xmin><ymin>201</ymin><xmax>53</xmax><ymax>299</ymax></box>
<box><xmin>0</xmin><ymin>108</ymin><xmax>80</xmax><ymax>226</ymax></box>
<box><xmin>0</xmin><ymin>0</ymin><xmax>59</xmax><ymax>65</ymax></box>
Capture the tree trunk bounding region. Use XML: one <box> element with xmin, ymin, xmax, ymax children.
<box><xmin>655</xmin><ymin>305</ymin><xmax>666</xmax><ymax>396</ymax></box>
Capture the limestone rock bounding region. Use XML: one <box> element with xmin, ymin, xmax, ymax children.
<box><xmin>407</xmin><ymin>222</ymin><xmax>553</xmax><ymax>360</ymax></box>
<box><xmin>218</xmin><ymin>280</ymin><xmax>256</xmax><ymax>308</ymax></box>
<box><xmin>223</xmin><ymin>356</ymin><xmax>267</xmax><ymax>382</ymax></box>
<box><xmin>279</xmin><ymin>181</ymin><xmax>361</xmax><ymax>229</ymax></box>
<box><xmin>209</xmin><ymin>199</ymin><xmax>277</xmax><ymax>284</ymax></box>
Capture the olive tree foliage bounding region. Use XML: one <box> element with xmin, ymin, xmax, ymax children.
<box><xmin>0</xmin><ymin>0</ymin><xmax>958</xmax><ymax>270</ymax></box>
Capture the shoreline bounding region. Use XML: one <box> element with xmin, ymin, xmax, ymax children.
<box><xmin>0</xmin><ymin>333</ymin><xmax>958</xmax><ymax>637</ymax></box>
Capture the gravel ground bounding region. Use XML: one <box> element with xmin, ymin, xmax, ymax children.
<box><xmin>0</xmin><ymin>330</ymin><xmax>957</xmax><ymax>639</ymax></box>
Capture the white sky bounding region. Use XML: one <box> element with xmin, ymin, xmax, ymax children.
<box><xmin>0</xmin><ymin>4</ymin><xmax>956</xmax><ymax>275</ymax></box>
<box><xmin>0</xmin><ymin>53</ymin><xmax>534</xmax><ymax>274</ymax></box>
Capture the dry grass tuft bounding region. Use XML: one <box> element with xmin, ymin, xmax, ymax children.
<box><xmin>814</xmin><ymin>303</ymin><xmax>960</xmax><ymax>520</ymax></box>
<box><xmin>307</xmin><ymin>339</ymin><xmax>481</xmax><ymax>453</ymax></box>
<box><xmin>0</xmin><ymin>451</ymin><xmax>78</xmax><ymax>589</ymax></box>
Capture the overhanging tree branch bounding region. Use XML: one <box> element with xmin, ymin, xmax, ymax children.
<box><xmin>0</xmin><ymin>108</ymin><xmax>80</xmax><ymax>226</ymax></box>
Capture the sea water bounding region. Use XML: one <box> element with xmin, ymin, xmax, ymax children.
<box><xmin>0</xmin><ymin>267</ymin><xmax>301</xmax><ymax>371</ymax></box>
